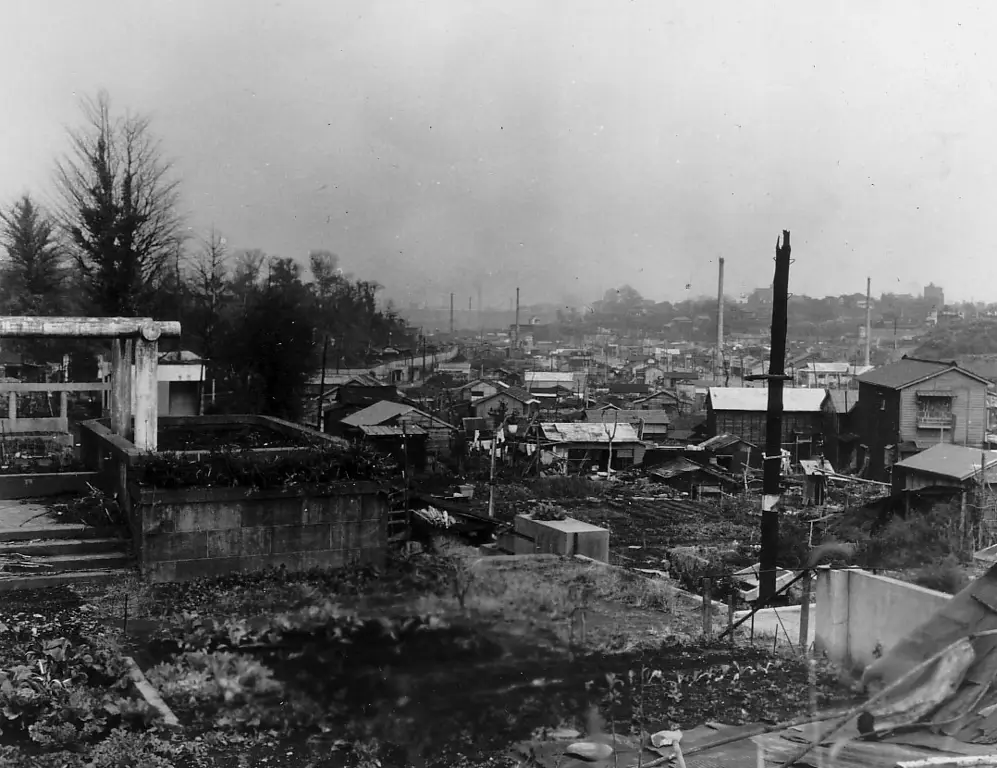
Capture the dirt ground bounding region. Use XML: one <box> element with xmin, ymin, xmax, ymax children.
<box><xmin>61</xmin><ymin>555</ymin><xmax>852</xmax><ymax>767</ymax></box>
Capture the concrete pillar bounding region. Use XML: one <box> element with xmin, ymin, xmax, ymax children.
<box><xmin>814</xmin><ymin>566</ymin><xmax>851</xmax><ymax>668</ymax></box>
<box><xmin>60</xmin><ymin>390</ymin><xmax>68</xmax><ymax>418</ymax></box>
<box><xmin>110</xmin><ymin>339</ymin><xmax>134</xmax><ymax>439</ymax></box>
<box><xmin>6</xmin><ymin>392</ymin><xmax>14</xmax><ymax>422</ymax></box>
<box><xmin>133</xmin><ymin>334</ymin><xmax>159</xmax><ymax>452</ymax></box>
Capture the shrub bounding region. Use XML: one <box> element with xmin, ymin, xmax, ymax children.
<box><xmin>856</xmin><ymin>502</ymin><xmax>964</xmax><ymax>570</ymax></box>
<box><xmin>137</xmin><ymin>441</ymin><xmax>395</xmax><ymax>489</ymax></box>
<box><xmin>531</xmin><ymin>502</ymin><xmax>567</xmax><ymax>521</ymax></box>
<box><xmin>912</xmin><ymin>556</ymin><xmax>971</xmax><ymax>595</ymax></box>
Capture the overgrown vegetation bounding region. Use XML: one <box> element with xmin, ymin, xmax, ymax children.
<box><xmin>46</xmin><ymin>483</ymin><xmax>126</xmax><ymax>529</ymax></box>
<box><xmin>137</xmin><ymin>441</ymin><xmax>396</xmax><ymax>489</ymax></box>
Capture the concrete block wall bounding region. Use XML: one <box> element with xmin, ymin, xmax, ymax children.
<box><xmin>131</xmin><ymin>483</ymin><xmax>387</xmax><ymax>582</ymax></box>
<box><xmin>815</xmin><ymin>567</ymin><xmax>951</xmax><ymax>673</ymax></box>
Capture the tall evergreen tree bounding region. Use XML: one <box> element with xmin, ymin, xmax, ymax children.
<box><xmin>0</xmin><ymin>194</ymin><xmax>67</xmax><ymax>314</ymax></box>
<box><xmin>54</xmin><ymin>90</ymin><xmax>182</xmax><ymax>316</ymax></box>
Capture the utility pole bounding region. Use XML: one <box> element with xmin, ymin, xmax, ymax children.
<box><xmin>864</xmin><ymin>277</ymin><xmax>872</xmax><ymax>367</ymax></box>
<box><xmin>716</xmin><ymin>257</ymin><xmax>725</xmax><ymax>383</ymax></box>
<box><xmin>315</xmin><ymin>335</ymin><xmax>329</xmax><ymax>431</ymax></box>
<box><xmin>449</xmin><ymin>293</ymin><xmax>454</xmax><ymax>336</ymax></box>
<box><xmin>514</xmin><ymin>287</ymin><xmax>520</xmax><ymax>354</ymax></box>
<box><xmin>751</xmin><ymin>230</ymin><xmax>792</xmax><ymax>603</ymax></box>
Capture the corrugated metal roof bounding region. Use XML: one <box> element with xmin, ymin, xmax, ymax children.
<box><xmin>340</xmin><ymin>400</ymin><xmax>414</xmax><ymax>426</ymax></box>
<box><xmin>358</xmin><ymin>424</ymin><xmax>428</xmax><ymax>437</ymax></box>
<box><xmin>857</xmin><ymin>357</ymin><xmax>989</xmax><ymax>390</ymax></box>
<box><xmin>525</xmin><ymin>371</ymin><xmax>576</xmax><ymax>383</ymax></box>
<box><xmin>649</xmin><ymin>457</ymin><xmax>732</xmax><ymax>482</ymax></box>
<box><xmin>698</xmin><ymin>433</ymin><xmax>756</xmax><ymax>451</ymax></box>
<box><xmin>583</xmin><ymin>409</ymin><xmax>670</xmax><ymax>425</ymax></box>
<box><xmin>541</xmin><ymin>422</ymin><xmax>640</xmax><ymax>443</ymax></box>
<box><xmin>894</xmin><ymin>443</ymin><xmax>997</xmax><ymax>481</ymax></box>
<box><xmin>707</xmin><ymin>387</ymin><xmax>827</xmax><ymax>412</ymax></box>
<box><xmin>341</xmin><ymin>401</ymin><xmax>455</xmax><ymax>430</ymax></box>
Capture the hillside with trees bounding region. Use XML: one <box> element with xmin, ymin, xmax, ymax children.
<box><xmin>913</xmin><ymin>320</ymin><xmax>997</xmax><ymax>358</ymax></box>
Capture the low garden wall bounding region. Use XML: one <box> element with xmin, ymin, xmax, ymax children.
<box><xmin>78</xmin><ymin>415</ymin><xmax>389</xmax><ymax>582</ymax></box>
<box><xmin>0</xmin><ymin>471</ymin><xmax>101</xmax><ymax>499</ymax></box>
<box><xmin>131</xmin><ymin>481</ymin><xmax>387</xmax><ymax>582</ymax></box>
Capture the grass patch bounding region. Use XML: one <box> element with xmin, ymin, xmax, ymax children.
<box><xmin>528</xmin><ymin>477</ymin><xmax>610</xmax><ymax>499</ymax></box>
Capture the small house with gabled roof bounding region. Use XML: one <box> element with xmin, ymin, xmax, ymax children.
<box><xmin>855</xmin><ymin>356</ymin><xmax>991</xmax><ymax>481</ymax></box>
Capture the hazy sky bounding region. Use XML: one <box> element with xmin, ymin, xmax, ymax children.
<box><xmin>1</xmin><ymin>1</ymin><xmax>994</xmax><ymax>309</ymax></box>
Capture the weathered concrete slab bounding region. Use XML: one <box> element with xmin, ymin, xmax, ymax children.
<box><xmin>0</xmin><ymin>499</ymin><xmax>62</xmax><ymax>530</ymax></box>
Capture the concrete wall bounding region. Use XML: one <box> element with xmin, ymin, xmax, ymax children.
<box><xmin>815</xmin><ymin>567</ymin><xmax>951</xmax><ymax>673</ymax></box>
<box><xmin>131</xmin><ymin>482</ymin><xmax>388</xmax><ymax>582</ymax></box>
<box><xmin>77</xmin><ymin>414</ymin><xmax>381</xmax><ymax>582</ymax></box>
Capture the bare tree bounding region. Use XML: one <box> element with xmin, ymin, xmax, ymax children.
<box><xmin>602</xmin><ymin>409</ymin><xmax>619</xmax><ymax>474</ymax></box>
<box><xmin>54</xmin><ymin>90</ymin><xmax>182</xmax><ymax>315</ymax></box>
<box><xmin>188</xmin><ymin>228</ymin><xmax>230</xmax><ymax>359</ymax></box>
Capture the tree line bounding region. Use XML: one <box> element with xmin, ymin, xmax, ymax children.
<box><xmin>0</xmin><ymin>91</ymin><xmax>410</xmax><ymax>421</ymax></box>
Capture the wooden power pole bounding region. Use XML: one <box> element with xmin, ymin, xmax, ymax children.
<box><xmin>755</xmin><ymin>231</ymin><xmax>792</xmax><ymax>602</ymax></box>
<box><xmin>864</xmin><ymin>277</ymin><xmax>872</xmax><ymax>367</ymax></box>
<box><xmin>514</xmin><ymin>287</ymin><xmax>520</xmax><ymax>353</ymax></box>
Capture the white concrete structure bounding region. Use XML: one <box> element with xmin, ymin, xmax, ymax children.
<box><xmin>814</xmin><ymin>567</ymin><xmax>950</xmax><ymax>673</ymax></box>
<box><xmin>98</xmin><ymin>351</ymin><xmax>205</xmax><ymax>418</ymax></box>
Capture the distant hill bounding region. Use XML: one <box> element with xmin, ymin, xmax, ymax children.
<box><xmin>912</xmin><ymin>319</ymin><xmax>997</xmax><ymax>359</ymax></box>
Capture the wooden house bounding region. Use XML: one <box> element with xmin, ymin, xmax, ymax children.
<box><xmin>706</xmin><ymin>387</ymin><xmax>828</xmax><ymax>461</ymax></box>
<box><xmin>540</xmin><ymin>422</ymin><xmax>645</xmax><ymax>472</ymax></box>
<box><xmin>470</xmin><ymin>385</ymin><xmax>540</xmax><ymax>426</ymax></box>
<box><xmin>336</xmin><ymin>400</ymin><xmax>457</xmax><ymax>456</ymax></box>
<box><xmin>582</xmin><ymin>409</ymin><xmax>670</xmax><ymax>443</ymax></box>
<box><xmin>855</xmin><ymin>356</ymin><xmax>991</xmax><ymax>482</ymax></box>
<box><xmin>822</xmin><ymin>389</ymin><xmax>860</xmax><ymax>471</ymax></box>
<box><xmin>696</xmin><ymin>433</ymin><xmax>759</xmax><ymax>473</ymax></box>
<box><xmin>632</xmin><ymin>389</ymin><xmax>691</xmax><ymax>415</ymax></box>
<box><xmin>891</xmin><ymin>444</ymin><xmax>997</xmax><ymax>517</ymax></box>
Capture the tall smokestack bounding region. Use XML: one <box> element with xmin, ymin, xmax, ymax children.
<box><xmin>449</xmin><ymin>293</ymin><xmax>454</xmax><ymax>336</ymax></box>
<box><xmin>477</xmin><ymin>285</ymin><xmax>483</xmax><ymax>341</ymax></box>
<box><xmin>514</xmin><ymin>287</ymin><xmax>520</xmax><ymax>352</ymax></box>
<box><xmin>865</xmin><ymin>277</ymin><xmax>872</xmax><ymax>367</ymax></box>
<box><xmin>716</xmin><ymin>257</ymin><xmax>725</xmax><ymax>382</ymax></box>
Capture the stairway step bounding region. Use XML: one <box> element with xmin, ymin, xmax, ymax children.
<box><xmin>0</xmin><ymin>538</ymin><xmax>128</xmax><ymax>557</ymax></box>
<box><xmin>0</xmin><ymin>568</ymin><xmax>131</xmax><ymax>592</ymax></box>
<box><xmin>0</xmin><ymin>525</ymin><xmax>126</xmax><ymax>542</ymax></box>
<box><xmin>0</xmin><ymin>552</ymin><xmax>133</xmax><ymax>573</ymax></box>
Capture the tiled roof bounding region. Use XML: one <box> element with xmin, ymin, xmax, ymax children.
<box><xmin>856</xmin><ymin>357</ymin><xmax>989</xmax><ymax>390</ymax></box>
<box><xmin>707</xmin><ymin>387</ymin><xmax>827</xmax><ymax>412</ymax></box>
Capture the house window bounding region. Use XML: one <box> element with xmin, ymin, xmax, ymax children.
<box><xmin>916</xmin><ymin>391</ymin><xmax>954</xmax><ymax>428</ymax></box>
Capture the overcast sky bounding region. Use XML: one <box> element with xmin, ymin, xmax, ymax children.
<box><xmin>1</xmin><ymin>1</ymin><xmax>994</xmax><ymax>309</ymax></box>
